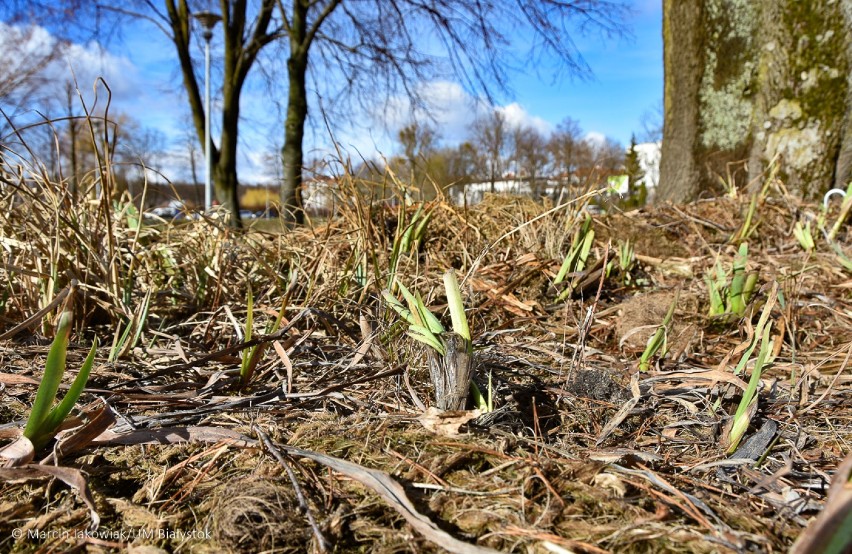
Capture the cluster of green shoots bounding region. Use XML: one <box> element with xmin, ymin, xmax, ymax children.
<box><xmin>705</xmin><ymin>243</ymin><xmax>758</xmax><ymax>320</ymax></box>
<box><xmin>23</xmin><ymin>283</ymin><xmax>98</xmax><ymax>452</ymax></box>
<box><xmin>605</xmin><ymin>239</ymin><xmax>637</xmax><ymax>286</ymax></box>
<box><xmin>382</xmin><ymin>271</ymin><xmax>491</xmax><ymax>412</ymax></box>
<box><xmin>553</xmin><ymin>216</ymin><xmax>595</xmax><ymax>301</ymax></box>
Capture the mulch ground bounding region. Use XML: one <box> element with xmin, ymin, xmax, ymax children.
<box><xmin>1</xmin><ymin>190</ymin><xmax>850</xmax><ymax>553</ymax></box>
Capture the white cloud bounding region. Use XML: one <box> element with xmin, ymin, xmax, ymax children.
<box><xmin>0</xmin><ymin>22</ymin><xmax>145</xmax><ymax>121</ymax></box>
<box><xmin>497</xmin><ymin>103</ymin><xmax>552</xmax><ymax>136</ymax></box>
<box><xmin>60</xmin><ymin>42</ymin><xmax>139</xmax><ymax>99</ymax></box>
<box><xmin>366</xmin><ymin>80</ymin><xmax>555</xmax><ymax>154</ymax></box>
<box><xmin>376</xmin><ymin>80</ymin><xmax>479</xmax><ymax>143</ymax></box>
<box><xmin>584</xmin><ymin>131</ymin><xmax>606</xmax><ymax>146</ymax></box>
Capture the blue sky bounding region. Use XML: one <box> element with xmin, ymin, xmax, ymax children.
<box><xmin>4</xmin><ymin>1</ymin><xmax>662</xmax><ymax>183</ymax></box>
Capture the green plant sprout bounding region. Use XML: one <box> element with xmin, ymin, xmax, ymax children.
<box><xmin>638</xmin><ymin>290</ymin><xmax>679</xmax><ymax>372</ymax></box>
<box><xmin>606</xmin><ymin>239</ymin><xmax>636</xmax><ymax>285</ymax></box>
<box><xmin>554</xmin><ymin>215</ymin><xmax>594</xmax><ymax>301</ymax></box>
<box><xmin>705</xmin><ymin>243</ymin><xmax>758</xmax><ymax>320</ymax></box>
<box><xmin>24</xmin><ymin>282</ymin><xmax>98</xmax><ymax>452</ymax></box>
<box><xmin>727</xmin><ymin>283</ymin><xmax>778</xmax><ymax>454</ymax></box>
<box><xmin>235</xmin><ymin>284</ymin><xmax>292</xmax><ymax>390</ymax></box>
<box><xmin>382</xmin><ymin>270</ymin><xmax>490</xmax><ymax>411</ymax></box>
<box><xmin>108</xmin><ymin>289</ymin><xmax>152</xmax><ymax>362</ymax></box>
<box><xmin>830</xmin><ymin>242</ymin><xmax>852</xmax><ymax>272</ymax></box>
<box><xmin>237</xmin><ymin>285</ymin><xmax>291</xmax><ymax>390</ymax></box>
<box><xmin>239</xmin><ymin>285</ymin><xmax>255</xmax><ymax>387</ymax></box>
<box><xmin>386</xmin><ymin>202</ymin><xmax>433</xmax><ymax>291</ymax></box>
<box><xmin>793</xmin><ymin>220</ymin><xmax>815</xmax><ymax>252</ymax></box>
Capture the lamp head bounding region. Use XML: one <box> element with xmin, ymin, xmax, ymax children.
<box><xmin>194</xmin><ymin>11</ymin><xmax>222</xmax><ymax>41</ymax></box>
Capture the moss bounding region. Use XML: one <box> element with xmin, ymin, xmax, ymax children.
<box><xmin>763</xmin><ymin>0</ymin><xmax>850</xmax><ymax>195</ymax></box>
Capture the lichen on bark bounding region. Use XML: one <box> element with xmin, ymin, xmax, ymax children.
<box><xmin>698</xmin><ymin>0</ymin><xmax>757</xmax><ymax>152</ymax></box>
<box><xmin>658</xmin><ymin>0</ymin><xmax>852</xmax><ymax>201</ymax></box>
<box><xmin>752</xmin><ymin>0</ymin><xmax>850</xmax><ymax>195</ymax></box>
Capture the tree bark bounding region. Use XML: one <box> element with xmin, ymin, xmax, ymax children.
<box><xmin>281</xmin><ymin>55</ymin><xmax>308</xmax><ymax>225</ymax></box>
<box><xmin>656</xmin><ymin>1</ymin><xmax>705</xmax><ymax>203</ymax></box>
<box><xmin>280</xmin><ymin>1</ymin><xmax>309</xmax><ymax>225</ymax></box>
<box><xmin>657</xmin><ymin>0</ymin><xmax>852</xmax><ymax>202</ymax></box>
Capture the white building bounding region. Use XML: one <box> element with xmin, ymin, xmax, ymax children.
<box><xmin>606</xmin><ymin>141</ymin><xmax>661</xmax><ymax>197</ymax></box>
<box><xmin>634</xmin><ymin>141</ymin><xmax>661</xmax><ymax>192</ymax></box>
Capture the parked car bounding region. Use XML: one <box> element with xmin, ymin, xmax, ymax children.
<box><xmin>145</xmin><ymin>206</ymin><xmax>179</xmax><ymax>219</ymax></box>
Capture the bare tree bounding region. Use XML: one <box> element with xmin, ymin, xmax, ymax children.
<box><xmin>0</xmin><ymin>23</ymin><xmax>65</xmax><ymax>137</ymax></box>
<box><xmin>5</xmin><ymin>0</ymin><xmax>628</xmax><ymax>225</ymax></box>
<box><xmin>275</xmin><ymin>0</ymin><xmax>628</xmax><ymax>223</ymax></box>
<box><xmin>574</xmin><ymin>135</ymin><xmax>623</xmax><ymax>190</ymax></box>
<box><xmin>513</xmin><ymin>125</ymin><xmax>550</xmax><ymax>198</ymax></box>
<box><xmin>398</xmin><ymin>121</ymin><xmax>438</xmax><ymax>183</ymax></box>
<box><xmin>471</xmin><ymin>109</ymin><xmax>507</xmax><ymax>193</ymax></box>
<box><xmin>548</xmin><ymin>117</ymin><xmax>583</xmax><ymax>196</ymax></box>
<box><xmin>3</xmin><ymin>1</ymin><xmax>285</xmax><ymax>226</ymax></box>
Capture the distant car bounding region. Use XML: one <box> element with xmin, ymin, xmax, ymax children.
<box><xmin>239</xmin><ymin>210</ymin><xmax>256</xmax><ymax>220</ymax></box>
<box><xmin>146</xmin><ymin>206</ymin><xmax>179</xmax><ymax>219</ymax></box>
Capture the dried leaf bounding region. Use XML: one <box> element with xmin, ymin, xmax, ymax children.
<box><xmin>418</xmin><ymin>407</ymin><xmax>481</xmax><ymax>437</ymax></box>
<box><xmin>280</xmin><ymin>444</ymin><xmax>499</xmax><ymax>554</ymax></box>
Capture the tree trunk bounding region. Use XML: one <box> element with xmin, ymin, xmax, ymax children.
<box><xmin>657</xmin><ymin>0</ymin><xmax>852</xmax><ymax>202</ymax></box>
<box><xmin>218</xmin><ymin>88</ymin><xmax>242</xmax><ymax>227</ymax></box>
<box><xmin>281</xmin><ymin>54</ymin><xmax>308</xmax><ymax>225</ymax></box>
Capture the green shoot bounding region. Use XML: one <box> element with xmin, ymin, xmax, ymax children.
<box><xmin>793</xmin><ymin>220</ymin><xmax>815</xmax><ymax>252</ymax></box>
<box><xmin>443</xmin><ymin>270</ymin><xmax>470</xmax><ymax>342</ymax></box>
<box><xmin>727</xmin><ymin>282</ymin><xmax>778</xmax><ymax>453</ymax></box>
<box><xmin>24</xmin><ymin>283</ymin><xmax>98</xmax><ymax>452</ymax></box>
<box><xmin>706</xmin><ymin>243</ymin><xmax>758</xmax><ymax>319</ymax></box>
<box><xmin>108</xmin><ymin>289</ymin><xmax>152</xmax><ymax>362</ymax></box>
<box><xmin>606</xmin><ymin>239</ymin><xmax>636</xmax><ymax>284</ymax></box>
<box><xmin>240</xmin><ymin>290</ymin><xmax>290</xmax><ymax>390</ymax></box>
<box><xmin>830</xmin><ymin>242</ymin><xmax>852</xmax><ymax>272</ymax></box>
<box><xmin>554</xmin><ymin>216</ymin><xmax>594</xmax><ymax>285</ymax></box>
<box><xmin>469</xmin><ymin>379</ymin><xmax>489</xmax><ymax>413</ymax></box>
<box><xmin>554</xmin><ymin>216</ymin><xmax>595</xmax><ymax>301</ymax></box>
<box><xmin>387</xmin><ymin>202</ymin><xmax>433</xmax><ymax>290</ymax></box>
<box><xmin>383</xmin><ymin>271</ymin><xmax>488</xmax><ymax>411</ymax></box>
<box><xmin>638</xmin><ymin>290</ymin><xmax>679</xmax><ymax>371</ymax></box>
<box><xmin>728</xmin><ymin>325</ymin><xmax>774</xmax><ymax>453</ymax></box>
<box><xmin>239</xmin><ymin>285</ymin><xmax>255</xmax><ymax>387</ymax></box>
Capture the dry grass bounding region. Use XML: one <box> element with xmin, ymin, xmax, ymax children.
<box><xmin>0</xmin><ymin>142</ymin><xmax>851</xmax><ymax>553</ymax></box>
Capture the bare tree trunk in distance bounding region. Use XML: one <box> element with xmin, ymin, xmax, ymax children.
<box><xmin>163</xmin><ymin>0</ymin><xmax>280</xmax><ymax>227</ymax></box>
<box><xmin>281</xmin><ymin>52</ymin><xmax>308</xmax><ymax>225</ymax></box>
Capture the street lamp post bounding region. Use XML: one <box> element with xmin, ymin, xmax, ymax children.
<box><xmin>194</xmin><ymin>11</ymin><xmax>221</xmax><ymax>212</ymax></box>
